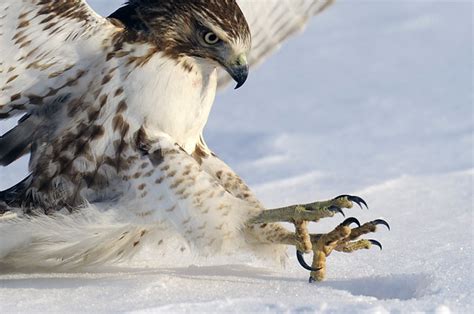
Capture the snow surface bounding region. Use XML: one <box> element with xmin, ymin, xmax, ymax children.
<box><xmin>1</xmin><ymin>0</ymin><xmax>472</xmax><ymax>313</ymax></box>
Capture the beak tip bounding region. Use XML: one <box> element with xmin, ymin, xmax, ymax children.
<box><xmin>226</xmin><ymin>61</ymin><xmax>249</xmax><ymax>90</ymax></box>
<box><xmin>234</xmin><ymin>80</ymin><xmax>246</xmax><ymax>90</ymax></box>
<box><xmin>233</xmin><ymin>71</ymin><xmax>248</xmax><ymax>90</ymax></box>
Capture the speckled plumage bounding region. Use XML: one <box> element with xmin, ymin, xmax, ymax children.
<box><xmin>0</xmin><ymin>0</ymin><xmax>335</xmax><ymax>269</ymax></box>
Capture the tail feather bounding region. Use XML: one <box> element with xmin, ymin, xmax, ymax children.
<box><xmin>0</xmin><ymin>206</ymin><xmax>164</xmax><ymax>270</ymax></box>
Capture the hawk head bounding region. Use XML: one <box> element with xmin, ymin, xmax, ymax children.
<box><xmin>110</xmin><ymin>0</ymin><xmax>251</xmax><ymax>88</ymax></box>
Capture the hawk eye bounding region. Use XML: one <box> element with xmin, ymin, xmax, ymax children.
<box><xmin>204</xmin><ymin>32</ymin><xmax>220</xmax><ymax>45</ymax></box>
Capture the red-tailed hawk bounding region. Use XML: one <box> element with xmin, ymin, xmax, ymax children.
<box><xmin>0</xmin><ymin>0</ymin><xmax>389</xmax><ymax>281</ymax></box>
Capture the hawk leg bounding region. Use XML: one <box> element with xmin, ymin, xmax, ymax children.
<box><xmin>248</xmin><ymin>195</ymin><xmax>367</xmax><ymax>225</ymax></box>
<box><xmin>246</xmin><ymin>195</ymin><xmax>390</xmax><ymax>282</ymax></box>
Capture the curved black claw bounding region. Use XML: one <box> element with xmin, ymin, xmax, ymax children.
<box><xmin>296</xmin><ymin>251</ymin><xmax>321</xmax><ymax>272</ymax></box>
<box><xmin>371</xmin><ymin>219</ymin><xmax>391</xmax><ymax>231</ymax></box>
<box><xmin>369</xmin><ymin>239</ymin><xmax>383</xmax><ymax>250</ymax></box>
<box><xmin>328</xmin><ymin>205</ymin><xmax>345</xmax><ymax>217</ymax></box>
<box><xmin>335</xmin><ymin>195</ymin><xmax>369</xmax><ymax>210</ymax></box>
<box><xmin>341</xmin><ymin>217</ymin><xmax>361</xmax><ymax>228</ymax></box>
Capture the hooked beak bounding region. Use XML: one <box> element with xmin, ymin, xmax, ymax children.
<box><xmin>225</xmin><ymin>54</ymin><xmax>249</xmax><ymax>89</ymax></box>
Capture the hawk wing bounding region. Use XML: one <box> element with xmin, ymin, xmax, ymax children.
<box><xmin>0</xmin><ymin>0</ymin><xmax>118</xmax><ymax>164</ymax></box>
<box><xmin>218</xmin><ymin>0</ymin><xmax>334</xmax><ymax>88</ymax></box>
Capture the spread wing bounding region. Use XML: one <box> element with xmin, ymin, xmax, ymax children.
<box><xmin>218</xmin><ymin>0</ymin><xmax>334</xmax><ymax>88</ymax></box>
<box><xmin>0</xmin><ymin>0</ymin><xmax>119</xmax><ymax>165</ymax></box>
<box><xmin>0</xmin><ymin>0</ymin><xmax>117</xmax><ymax>119</ymax></box>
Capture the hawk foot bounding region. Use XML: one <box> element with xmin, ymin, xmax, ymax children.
<box><xmin>247</xmin><ymin>195</ymin><xmax>389</xmax><ymax>282</ymax></box>
<box><xmin>294</xmin><ymin>217</ymin><xmax>390</xmax><ymax>282</ymax></box>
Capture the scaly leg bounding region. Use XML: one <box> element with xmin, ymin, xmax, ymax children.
<box><xmin>248</xmin><ymin>195</ymin><xmax>366</xmax><ymax>254</ymax></box>
<box><xmin>249</xmin><ymin>195</ymin><xmax>367</xmax><ymax>225</ymax></box>
<box><xmin>246</xmin><ymin>195</ymin><xmax>390</xmax><ymax>282</ymax></box>
<box><xmin>306</xmin><ymin>218</ymin><xmax>390</xmax><ymax>282</ymax></box>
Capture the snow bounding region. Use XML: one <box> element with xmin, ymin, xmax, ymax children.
<box><xmin>1</xmin><ymin>0</ymin><xmax>472</xmax><ymax>313</ymax></box>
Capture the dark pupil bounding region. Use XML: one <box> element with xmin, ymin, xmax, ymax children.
<box><xmin>207</xmin><ymin>33</ymin><xmax>217</xmax><ymax>42</ymax></box>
